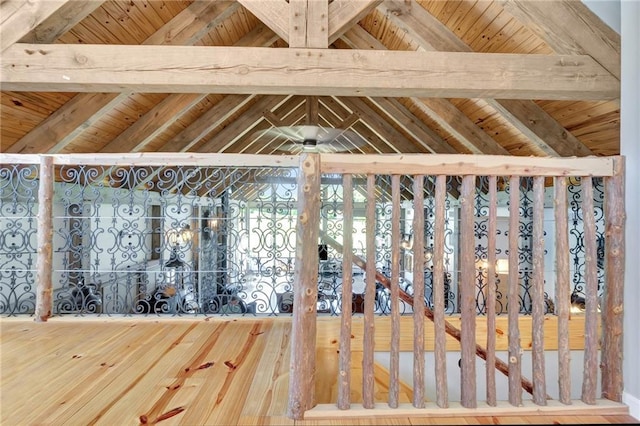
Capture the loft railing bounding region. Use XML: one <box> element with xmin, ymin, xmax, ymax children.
<box><xmin>0</xmin><ymin>152</ymin><xmax>626</xmax><ymax>420</ymax></box>
<box><xmin>287</xmin><ymin>153</ymin><xmax>625</xmax><ymax>420</ymax></box>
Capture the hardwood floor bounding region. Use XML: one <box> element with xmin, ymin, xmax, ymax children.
<box><xmin>1</xmin><ymin>317</ymin><xmax>636</xmax><ymax>425</ymax></box>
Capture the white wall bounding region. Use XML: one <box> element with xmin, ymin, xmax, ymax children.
<box><xmin>620</xmin><ymin>0</ymin><xmax>640</xmax><ymax>419</ymax></box>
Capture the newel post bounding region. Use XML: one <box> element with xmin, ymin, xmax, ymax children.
<box><xmin>601</xmin><ymin>156</ymin><xmax>625</xmax><ymax>401</ymax></box>
<box><xmin>35</xmin><ymin>155</ymin><xmax>54</xmax><ymax>322</ymax></box>
<box><xmin>288</xmin><ymin>153</ymin><xmax>321</xmax><ymax>420</ymax></box>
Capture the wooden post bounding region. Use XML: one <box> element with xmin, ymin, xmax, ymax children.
<box><xmin>35</xmin><ymin>155</ymin><xmax>54</xmax><ymax>322</ymax></box>
<box><xmin>508</xmin><ymin>175</ymin><xmax>523</xmax><ymax>406</ymax></box>
<box><xmin>601</xmin><ymin>156</ymin><xmax>625</xmax><ymax>402</ymax></box>
<box><xmin>288</xmin><ymin>153</ymin><xmax>321</xmax><ymax>420</ymax></box>
<box><xmin>554</xmin><ymin>176</ymin><xmax>572</xmax><ymax>405</ymax></box>
<box><xmin>362</xmin><ymin>174</ymin><xmax>376</xmax><ymax>409</ymax></box>
<box><xmin>337</xmin><ymin>174</ymin><xmax>353</xmax><ymax>410</ymax></box>
<box><xmin>433</xmin><ymin>175</ymin><xmax>448</xmax><ymax>408</ymax></box>
<box><xmin>389</xmin><ymin>175</ymin><xmax>401</xmax><ymax>408</ymax></box>
<box><xmin>485</xmin><ymin>176</ymin><xmax>497</xmax><ymax>406</ymax></box>
<box><xmin>412</xmin><ymin>175</ymin><xmax>425</xmax><ymax>408</ymax></box>
<box><xmin>581</xmin><ymin>176</ymin><xmax>598</xmax><ymax>405</ymax></box>
<box><xmin>531</xmin><ymin>176</ymin><xmax>547</xmax><ymax>405</ymax></box>
<box><xmin>459</xmin><ymin>175</ymin><xmax>476</xmax><ymax>408</ymax></box>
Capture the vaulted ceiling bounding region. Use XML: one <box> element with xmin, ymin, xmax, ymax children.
<box><xmin>0</xmin><ymin>0</ymin><xmax>621</xmax><ymax>158</ymax></box>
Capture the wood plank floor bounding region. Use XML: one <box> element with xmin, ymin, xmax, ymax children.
<box><xmin>1</xmin><ymin>317</ymin><xmax>637</xmax><ymax>425</ymax></box>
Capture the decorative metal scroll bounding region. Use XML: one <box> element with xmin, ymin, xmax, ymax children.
<box><xmin>0</xmin><ymin>164</ymin><xmax>39</xmax><ymax>315</ymax></box>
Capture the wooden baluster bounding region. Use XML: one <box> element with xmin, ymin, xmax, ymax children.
<box><xmin>433</xmin><ymin>175</ymin><xmax>448</xmax><ymax>408</ymax></box>
<box><xmin>531</xmin><ymin>176</ymin><xmax>547</xmax><ymax>405</ymax></box>
<box><xmin>35</xmin><ymin>155</ymin><xmax>54</xmax><ymax>322</ymax></box>
<box><xmin>459</xmin><ymin>175</ymin><xmax>476</xmax><ymax>408</ymax></box>
<box><xmin>554</xmin><ymin>176</ymin><xmax>571</xmax><ymax>404</ymax></box>
<box><xmin>362</xmin><ymin>174</ymin><xmax>376</xmax><ymax>409</ymax></box>
<box><xmin>508</xmin><ymin>175</ymin><xmax>523</xmax><ymax>406</ymax></box>
<box><xmin>288</xmin><ymin>152</ymin><xmax>321</xmax><ymax>420</ymax></box>
<box><xmin>581</xmin><ymin>176</ymin><xmax>598</xmax><ymax>405</ymax></box>
<box><xmin>485</xmin><ymin>176</ymin><xmax>497</xmax><ymax>406</ymax></box>
<box><xmin>337</xmin><ymin>173</ymin><xmax>353</xmax><ymax>410</ymax></box>
<box><xmin>412</xmin><ymin>175</ymin><xmax>425</xmax><ymax>408</ymax></box>
<box><xmin>602</xmin><ymin>156</ymin><xmax>625</xmax><ymax>401</ymax></box>
<box><xmin>389</xmin><ymin>175</ymin><xmax>401</xmax><ymax>408</ymax></box>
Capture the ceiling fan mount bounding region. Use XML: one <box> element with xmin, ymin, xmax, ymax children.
<box><xmin>256</xmin><ymin>125</ymin><xmax>365</xmax><ymax>153</ymax></box>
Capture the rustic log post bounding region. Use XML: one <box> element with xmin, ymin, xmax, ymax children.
<box><xmin>35</xmin><ymin>155</ymin><xmax>54</xmax><ymax>322</ymax></box>
<box><xmin>531</xmin><ymin>176</ymin><xmax>547</xmax><ymax>405</ymax></box>
<box><xmin>412</xmin><ymin>175</ymin><xmax>425</xmax><ymax>408</ymax></box>
<box><xmin>319</xmin><ymin>231</ymin><xmax>539</xmax><ymax>396</ymax></box>
<box><xmin>508</xmin><ymin>175</ymin><xmax>523</xmax><ymax>406</ymax></box>
<box><xmin>459</xmin><ymin>175</ymin><xmax>476</xmax><ymax>408</ymax></box>
<box><xmin>581</xmin><ymin>176</ymin><xmax>598</xmax><ymax>405</ymax></box>
<box><xmin>433</xmin><ymin>175</ymin><xmax>448</xmax><ymax>408</ymax></box>
<box><xmin>389</xmin><ymin>174</ymin><xmax>401</xmax><ymax>408</ymax></box>
<box><xmin>601</xmin><ymin>156</ymin><xmax>625</xmax><ymax>402</ymax></box>
<box><xmin>485</xmin><ymin>176</ymin><xmax>497</xmax><ymax>406</ymax></box>
<box><xmin>554</xmin><ymin>176</ymin><xmax>572</xmax><ymax>405</ymax></box>
<box><xmin>337</xmin><ymin>174</ymin><xmax>353</xmax><ymax>410</ymax></box>
<box><xmin>362</xmin><ymin>174</ymin><xmax>376</xmax><ymax>409</ymax></box>
<box><xmin>288</xmin><ymin>153</ymin><xmax>321</xmax><ymax>420</ymax></box>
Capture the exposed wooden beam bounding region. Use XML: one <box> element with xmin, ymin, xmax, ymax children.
<box><xmin>328</xmin><ymin>0</ymin><xmax>382</xmax><ymax>45</ymax></box>
<box><xmin>2</xmin><ymin>44</ymin><xmax>618</xmax><ymax>100</ymax></box>
<box><xmin>337</xmin><ymin>97</ymin><xmax>426</xmax><ymax>153</ymax></box>
<box><xmin>100</xmin><ymin>94</ymin><xmax>206</xmax><ymax>153</ymax></box>
<box><xmin>289</xmin><ymin>0</ymin><xmax>328</xmax><ymax>48</ymax></box>
<box><xmin>18</xmin><ymin>1</ymin><xmax>104</xmax><ymax>44</ymax></box>
<box><xmin>239</xmin><ymin>0</ymin><xmax>289</xmax><ymax>43</ymax></box>
<box><xmin>197</xmin><ymin>95</ymin><xmax>290</xmax><ymax>153</ymax></box>
<box><xmin>489</xmin><ymin>99</ymin><xmax>594</xmax><ymax>157</ymax></box>
<box><xmin>500</xmin><ymin>0</ymin><xmax>620</xmax><ymax>80</ymax></box>
<box><xmin>415</xmin><ymin>98</ymin><xmax>510</xmax><ymax>155</ymax></box>
<box><xmin>158</xmin><ymin>94</ymin><xmax>257</xmax><ymax>153</ymax></box>
<box><xmin>367</xmin><ymin>97</ymin><xmax>457</xmax><ymax>154</ymax></box>
<box><xmin>8</xmin><ymin>0</ymin><xmax>241</xmax><ymax>155</ymax></box>
<box><xmin>1</xmin><ymin>0</ymin><xmax>68</xmax><ymax>52</ymax></box>
<box><xmin>378</xmin><ymin>0</ymin><xmax>599</xmax><ymax>156</ymax></box>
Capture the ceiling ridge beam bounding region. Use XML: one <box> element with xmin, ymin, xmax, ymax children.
<box><xmin>7</xmin><ymin>0</ymin><xmax>241</xmax><ymax>155</ymax></box>
<box><xmin>377</xmin><ymin>0</ymin><xmax>596</xmax><ymax>157</ymax></box>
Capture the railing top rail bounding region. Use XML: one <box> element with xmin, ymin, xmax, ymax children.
<box><xmin>0</xmin><ymin>153</ymin><xmax>299</xmax><ymax>168</ymax></box>
<box><xmin>1</xmin><ymin>153</ymin><xmax>620</xmax><ymax>177</ymax></box>
<box><xmin>319</xmin><ymin>154</ymin><xmax>618</xmax><ymax>177</ymax></box>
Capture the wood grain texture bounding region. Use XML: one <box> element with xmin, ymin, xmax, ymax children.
<box><xmin>0</xmin><ymin>318</ymin><xmax>633</xmax><ymax>424</ymax></box>
<box><xmin>531</xmin><ymin>176</ymin><xmax>547</xmax><ymax>405</ymax></box>
<box><xmin>363</xmin><ymin>174</ymin><xmax>377</xmax><ymax>409</ymax></box>
<box><xmin>34</xmin><ymin>155</ymin><xmax>53</xmax><ymax>322</ymax></box>
<box><xmin>411</xmin><ymin>175</ymin><xmax>425</xmax><ymax>408</ymax></box>
<box><xmin>433</xmin><ymin>175</ymin><xmax>448</xmax><ymax>408</ymax></box>
<box><xmin>508</xmin><ymin>175</ymin><xmax>522</xmax><ymax>406</ymax></box>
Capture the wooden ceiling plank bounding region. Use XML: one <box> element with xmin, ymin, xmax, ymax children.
<box><xmin>416</xmin><ymin>97</ymin><xmax>510</xmax><ymax>155</ymax></box>
<box><xmin>306</xmin><ymin>96</ymin><xmax>319</xmax><ymax>125</ymax></box>
<box><xmin>500</xmin><ymin>0</ymin><xmax>620</xmax><ymax>80</ymax></box>
<box><xmin>18</xmin><ymin>1</ymin><xmax>104</xmax><ymax>44</ymax></box>
<box><xmin>367</xmin><ymin>97</ymin><xmax>457</xmax><ymax>154</ymax></box>
<box><xmin>1</xmin><ymin>0</ymin><xmax>69</xmax><ymax>52</ymax></box>
<box><xmin>328</xmin><ymin>0</ymin><xmax>382</xmax><ymax>44</ymax></box>
<box><xmin>8</xmin><ymin>1</ymin><xmax>239</xmax><ymax>155</ymax></box>
<box><xmin>378</xmin><ymin>0</ymin><xmax>597</xmax><ymax>157</ymax></box>
<box><xmin>2</xmin><ymin>43</ymin><xmax>618</xmax><ymax>101</ymax></box>
<box><xmin>238</xmin><ymin>0</ymin><xmax>289</xmax><ymax>43</ymax></box>
<box><xmin>100</xmin><ymin>94</ymin><xmax>206</xmax><ymax>153</ymax></box>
